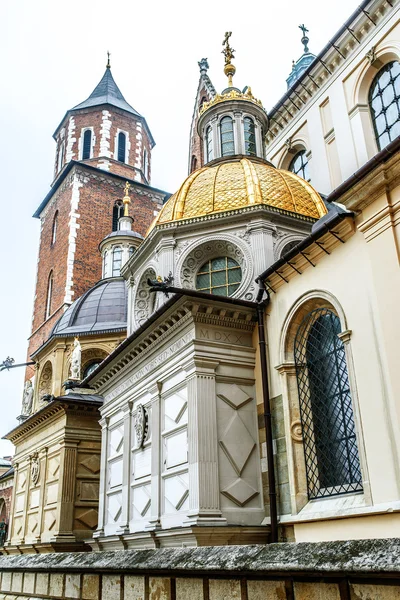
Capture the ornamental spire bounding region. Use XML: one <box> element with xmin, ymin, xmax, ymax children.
<box><xmin>222</xmin><ymin>32</ymin><xmax>236</xmax><ymax>87</ymax></box>
<box><xmin>123</xmin><ymin>181</ymin><xmax>131</xmax><ymax>216</ymax></box>
<box><xmin>299</xmin><ymin>24</ymin><xmax>310</xmax><ymax>54</ymax></box>
<box><xmin>107</xmin><ymin>50</ymin><xmax>111</xmax><ymax>69</ymax></box>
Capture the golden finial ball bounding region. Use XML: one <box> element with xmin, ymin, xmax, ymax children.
<box><xmin>224</xmin><ymin>63</ymin><xmax>236</xmax><ymax>78</ymax></box>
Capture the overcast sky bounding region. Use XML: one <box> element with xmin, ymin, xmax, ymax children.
<box><xmin>0</xmin><ymin>0</ymin><xmax>360</xmax><ymax>456</ymax></box>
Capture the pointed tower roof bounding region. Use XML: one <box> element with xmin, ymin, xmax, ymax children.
<box><xmin>72</xmin><ymin>66</ymin><xmax>141</xmax><ymax>116</ymax></box>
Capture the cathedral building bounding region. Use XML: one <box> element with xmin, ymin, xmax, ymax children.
<box><xmin>2</xmin><ymin>0</ymin><xmax>400</xmax><ymax>561</ymax></box>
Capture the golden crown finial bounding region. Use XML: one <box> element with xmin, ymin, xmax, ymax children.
<box><xmin>222</xmin><ymin>32</ymin><xmax>236</xmax><ymax>87</ymax></box>
<box><xmin>107</xmin><ymin>51</ymin><xmax>111</xmax><ymax>69</ymax></box>
<box><xmin>123</xmin><ymin>181</ymin><xmax>131</xmax><ymax>216</ymax></box>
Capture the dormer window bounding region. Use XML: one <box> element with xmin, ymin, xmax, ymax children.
<box><xmin>220</xmin><ymin>117</ymin><xmax>235</xmax><ymax>157</ymax></box>
<box><xmin>112</xmin><ymin>246</ymin><xmax>122</xmax><ymax>276</ymax></box>
<box><xmin>244</xmin><ymin>117</ymin><xmax>256</xmax><ymax>156</ymax></box>
<box><xmin>206</xmin><ymin>126</ymin><xmax>213</xmax><ymax>162</ymax></box>
<box><xmin>118</xmin><ymin>132</ymin><xmax>126</xmax><ymax>162</ymax></box>
<box><xmin>82</xmin><ymin>130</ymin><xmax>92</xmax><ymax>160</ymax></box>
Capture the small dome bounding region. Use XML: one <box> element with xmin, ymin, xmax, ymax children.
<box><xmin>153</xmin><ymin>156</ymin><xmax>327</xmax><ymax>228</ymax></box>
<box><xmin>52</xmin><ymin>278</ymin><xmax>127</xmax><ymax>337</ymax></box>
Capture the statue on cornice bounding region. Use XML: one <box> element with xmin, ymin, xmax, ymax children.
<box><xmin>70</xmin><ymin>338</ymin><xmax>82</xmax><ymax>380</ymax></box>
<box><xmin>21</xmin><ymin>380</ymin><xmax>34</xmax><ymax>417</ymax></box>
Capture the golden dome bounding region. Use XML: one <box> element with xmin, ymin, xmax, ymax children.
<box><xmin>153</xmin><ymin>157</ymin><xmax>327</xmax><ymax>228</ymax></box>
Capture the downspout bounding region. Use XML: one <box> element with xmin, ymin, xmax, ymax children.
<box><xmin>256</xmin><ymin>282</ymin><xmax>278</xmax><ymax>543</ymax></box>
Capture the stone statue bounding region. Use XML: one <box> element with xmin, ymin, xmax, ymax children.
<box><xmin>70</xmin><ymin>338</ymin><xmax>82</xmax><ymax>380</ymax></box>
<box><xmin>21</xmin><ymin>380</ymin><xmax>34</xmax><ymax>416</ymax></box>
<box><xmin>0</xmin><ymin>519</ymin><xmax>7</xmax><ymax>547</ymax></box>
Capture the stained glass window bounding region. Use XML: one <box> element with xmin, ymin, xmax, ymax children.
<box><xmin>220</xmin><ymin>117</ymin><xmax>235</xmax><ymax>157</ymax></box>
<box><xmin>289</xmin><ymin>150</ymin><xmax>310</xmax><ymax>181</ymax></box>
<box><xmin>196</xmin><ymin>257</ymin><xmax>241</xmax><ymax>296</ymax></box>
<box><xmin>244</xmin><ymin>117</ymin><xmax>256</xmax><ymax>156</ymax></box>
<box><xmin>294</xmin><ymin>308</ymin><xmax>363</xmax><ymax>499</ymax></box>
<box><xmin>369</xmin><ymin>61</ymin><xmax>400</xmax><ymax>151</ymax></box>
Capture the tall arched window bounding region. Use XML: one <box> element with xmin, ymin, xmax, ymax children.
<box><xmin>244</xmin><ymin>117</ymin><xmax>256</xmax><ymax>156</ymax></box>
<box><xmin>118</xmin><ymin>132</ymin><xmax>126</xmax><ymax>162</ymax></box>
<box><xmin>45</xmin><ymin>271</ymin><xmax>53</xmax><ymax>319</ymax></box>
<box><xmin>51</xmin><ymin>212</ymin><xmax>58</xmax><ymax>245</ymax></box>
<box><xmin>206</xmin><ymin>126</ymin><xmax>213</xmax><ymax>162</ymax></box>
<box><xmin>294</xmin><ymin>308</ymin><xmax>363</xmax><ymax>499</ymax></box>
<box><xmin>369</xmin><ymin>61</ymin><xmax>400</xmax><ymax>151</ymax></box>
<box><xmin>103</xmin><ymin>250</ymin><xmax>108</xmax><ymax>278</ymax></box>
<box><xmin>220</xmin><ymin>117</ymin><xmax>235</xmax><ymax>157</ymax></box>
<box><xmin>82</xmin><ymin>130</ymin><xmax>92</xmax><ymax>160</ymax></box>
<box><xmin>57</xmin><ymin>143</ymin><xmax>64</xmax><ymax>172</ymax></box>
<box><xmin>112</xmin><ymin>247</ymin><xmax>122</xmax><ymax>276</ymax></box>
<box><xmin>143</xmin><ymin>148</ymin><xmax>149</xmax><ymax>179</ymax></box>
<box><xmin>112</xmin><ymin>202</ymin><xmax>124</xmax><ymax>231</ymax></box>
<box><xmin>289</xmin><ymin>150</ymin><xmax>310</xmax><ymax>181</ymax></box>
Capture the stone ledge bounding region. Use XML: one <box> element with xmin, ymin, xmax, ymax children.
<box><xmin>1</xmin><ymin>538</ymin><xmax>400</xmax><ymax>576</ymax></box>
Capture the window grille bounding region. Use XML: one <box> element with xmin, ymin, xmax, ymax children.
<box><xmin>118</xmin><ymin>132</ymin><xmax>126</xmax><ymax>162</ymax></box>
<box><xmin>196</xmin><ymin>257</ymin><xmax>241</xmax><ymax>296</ymax></box>
<box><xmin>82</xmin><ymin>130</ymin><xmax>92</xmax><ymax>160</ymax></box>
<box><xmin>369</xmin><ymin>61</ymin><xmax>400</xmax><ymax>151</ymax></box>
<box><xmin>220</xmin><ymin>117</ymin><xmax>235</xmax><ymax>157</ymax></box>
<box><xmin>244</xmin><ymin>117</ymin><xmax>256</xmax><ymax>156</ymax></box>
<box><xmin>112</xmin><ymin>246</ymin><xmax>122</xmax><ymax>276</ymax></box>
<box><xmin>206</xmin><ymin>126</ymin><xmax>213</xmax><ymax>162</ymax></box>
<box><xmin>112</xmin><ymin>202</ymin><xmax>124</xmax><ymax>231</ymax></box>
<box><xmin>294</xmin><ymin>307</ymin><xmax>363</xmax><ymax>499</ymax></box>
<box><xmin>288</xmin><ymin>150</ymin><xmax>310</xmax><ymax>181</ymax></box>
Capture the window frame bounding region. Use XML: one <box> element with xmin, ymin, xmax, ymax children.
<box><xmin>51</xmin><ymin>211</ymin><xmax>58</xmax><ymax>246</ymax></box>
<box><xmin>220</xmin><ymin>116</ymin><xmax>235</xmax><ymax>157</ymax></box>
<box><xmin>112</xmin><ymin>246</ymin><xmax>122</xmax><ymax>277</ymax></box>
<box><xmin>369</xmin><ymin>60</ymin><xmax>400</xmax><ymax>151</ymax></box>
<box><xmin>288</xmin><ymin>149</ymin><xmax>310</xmax><ymax>181</ymax></box>
<box><xmin>81</xmin><ymin>129</ymin><xmax>92</xmax><ymax>160</ymax></box>
<box><xmin>243</xmin><ymin>116</ymin><xmax>257</xmax><ymax>156</ymax></box>
<box><xmin>196</xmin><ymin>256</ymin><xmax>242</xmax><ymax>297</ymax></box>
<box><xmin>117</xmin><ymin>132</ymin><xmax>127</xmax><ymax>163</ymax></box>
<box><xmin>206</xmin><ymin>126</ymin><xmax>213</xmax><ymax>162</ymax></box>
<box><xmin>45</xmin><ymin>271</ymin><xmax>53</xmax><ymax>320</ymax></box>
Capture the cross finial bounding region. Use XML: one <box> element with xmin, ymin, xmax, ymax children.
<box><xmin>107</xmin><ymin>51</ymin><xmax>111</xmax><ymax>69</ymax></box>
<box><xmin>222</xmin><ymin>32</ymin><xmax>236</xmax><ymax>87</ymax></box>
<box><xmin>298</xmin><ymin>24</ymin><xmax>310</xmax><ymax>53</ymax></box>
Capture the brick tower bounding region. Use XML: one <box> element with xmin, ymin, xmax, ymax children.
<box><xmin>26</xmin><ymin>59</ymin><xmax>170</xmax><ymax>376</ymax></box>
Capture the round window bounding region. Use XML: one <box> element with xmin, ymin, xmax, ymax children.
<box><xmin>83</xmin><ymin>361</ymin><xmax>102</xmax><ymax>379</ymax></box>
<box><xmin>196</xmin><ymin>257</ymin><xmax>242</xmax><ymax>297</ymax></box>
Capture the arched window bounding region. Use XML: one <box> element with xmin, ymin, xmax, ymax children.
<box><xmin>369</xmin><ymin>61</ymin><xmax>400</xmax><ymax>151</ymax></box>
<box><xmin>289</xmin><ymin>150</ymin><xmax>310</xmax><ymax>181</ymax></box>
<box><xmin>57</xmin><ymin>143</ymin><xmax>64</xmax><ymax>172</ymax></box>
<box><xmin>112</xmin><ymin>202</ymin><xmax>124</xmax><ymax>231</ymax></box>
<box><xmin>196</xmin><ymin>257</ymin><xmax>241</xmax><ymax>296</ymax></box>
<box><xmin>206</xmin><ymin>126</ymin><xmax>213</xmax><ymax>162</ymax></box>
<box><xmin>280</xmin><ymin>240</ymin><xmax>300</xmax><ymax>257</ymax></box>
<box><xmin>244</xmin><ymin>117</ymin><xmax>256</xmax><ymax>156</ymax></box>
<box><xmin>82</xmin><ymin>129</ymin><xmax>92</xmax><ymax>160</ymax></box>
<box><xmin>45</xmin><ymin>271</ymin><xmax>53</xmax><ymax>319</ymax></box>
<box><xmin>112</xmin><ymin>247</ymin><xmax>122</xmax><ymax>276</ymax></box>
<box><xmin>83</xmin><ymin>361</ymin><xmax>102</xmax><ymax>379</ymax></box>
<box><xmin>117</xmin><ymin>132</ymin><xmax>127</xmax><ymax>162</ymax></box>
<box><xmin>191</xmin><ymin>155</ymin><xmax>198</xmax><ymax>172</ymax></box>
<box><xmin>294</xmin><ymin>307</ymin><xmax>363</xmax><ymax>499</ymax></box>
<box><xmin>220</xmin><ymin>117</ymin><xmax>235</xmax><ymax>157</ymax></box>
<box><xmin>143</xmin><ymin>148</ymin><xmax>149</xmax><ymax>179</ymax></box>
<box><xmin>51</xmin><ymin>212</ymin><xmax>58</xmax><ymax>245</ymax></box>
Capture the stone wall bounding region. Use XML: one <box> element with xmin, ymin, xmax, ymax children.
<box><xmin>1</xmin><ymin>539</ymin><xmax>400</xmax><ymax>599</ymax></box>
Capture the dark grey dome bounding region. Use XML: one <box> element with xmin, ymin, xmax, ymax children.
<box><xmin>52</xmin><ymin>278</ymin><xmax>127</xmax><ymax>337</ymax></box>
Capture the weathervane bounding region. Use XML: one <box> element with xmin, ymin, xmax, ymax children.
<box><xmin>107</xmin><ymin>50</ymin><xmax>111</xmax><ymax>69</ymax></box>
<box><xmin>299</xmin><ymin>24</ymin><xmax>310</xmax><ymax>54</ymax></box>
<box><xmin>222</xmin><ymin>32</ymin><xmax>236</xmax><ymax>87</ymax></box>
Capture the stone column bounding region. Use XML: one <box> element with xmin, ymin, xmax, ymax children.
<box><xmin>5</xmin><ymin>462</ymin><xmax>18</xmax><ymax>546</ymax></box>
<box><xmin>127</xmin><ymin>276</ymin><xmax>135</xmax><ymax>336</ymax></box>
<box><xmin>234</xmin><ymin>111</ymin><xmax>243</xmax><ymax>155</ymax></box>
<box><xmin>93</xmin><ymin>417</ymin><xmax>109</xmax><ymax>538</ymax></box>
<box><xmin>117</xmin><ymin>401</ymin><xmax>133</xmax><ymax>535</ymax></box>
<box><xmin>255</xmin><ymin>118</ymin><xmax>264</xmax><ymax>158</ymax></box>
<box><xmin>146</xmin><ymin>382</ymin><xmax>162</xmax><ymax>530</ymax></box>
<box><xmin>184</xmin><ymin>358</ymin><xmax>226</xmax><ymax>526</ymax></box>
<box><xmin>211</xmin><ymin>116</ymin><xmax>220</xmax><ymax>159</ymax></box>
<box><xmin>53</xmin><ymin>441</ymin><xmax>78</xmax><ymax>541</ymax></box>
<box><xmin>248</xmin><ymin>220</ymin><xmax>276</xmax><ymax>275</ymax></box>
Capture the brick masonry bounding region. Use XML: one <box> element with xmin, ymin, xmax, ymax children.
<box><xmin>0</xmin><ymin>539</ymin><xmax>400</xmax><ymax>599</ymax></box>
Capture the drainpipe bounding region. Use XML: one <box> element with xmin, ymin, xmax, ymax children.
<box><xmin>256</xmin><ymin>282</ymin><xmax>278</xmax><ymax>543</ymax></box>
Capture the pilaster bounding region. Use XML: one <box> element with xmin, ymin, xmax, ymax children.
<box><xmin>146</xmin><ymin>382</ymin><xmax>163</xmax><ymax>531</ymax></box>
<box><xmin>34</xmin><ymin>447</ymin><xmax>48</xmax><ymax>543</ymax></box>
<box><xmin>184</xmin><ymin>358</ymin><xmax>226</xmax><ymax>526</ymax></box>
<box><xmin>248</xmin><ymin>220</ymin><xmax>276</xmax><ymax>274</ymax></box>
<box><xmin>117</xmin><ymin>402</ymin><xmax>133</xmax><ymax>534</ymax></box>
<box><xmin>52</xmin><ymin>441</ymin><xmax>78</xmax><ymax>542</ymax></box>
<box><xmin>93</xmin><ymin>417</ymin><xmax>109</xmax><ymax>538</ymax></box>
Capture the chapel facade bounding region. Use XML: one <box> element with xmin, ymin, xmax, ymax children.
<box><xmin>3</xmin><ymin>0</ymin><xmax>400</xmax><ymax>557</ymax></box>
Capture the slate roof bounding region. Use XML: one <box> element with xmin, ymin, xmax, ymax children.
<box><xmin>72</xmin><ymin>67</ymin><xmax>140</xmax><ymax>116</ymax></box>
<box><xmin>51</xmin><ymin>278</ymin><xmax>127</xmax><ymax>337</ymax></box>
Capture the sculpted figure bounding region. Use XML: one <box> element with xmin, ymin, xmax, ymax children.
<box><xmin>21</xmin><ymin>380</ymin><xmax>34</xmax><ymax>416</ymax></box>
<box><xmin>70</xmin><ymin>338</ymin><xmax>82</xmax><ymax>380</ymax></box>
<box><xmin>0</xmin><ymin>519</ymin><xmax>6</xmax><ymax>547</ymax></box>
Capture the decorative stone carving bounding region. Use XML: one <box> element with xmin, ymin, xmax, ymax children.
<box><xmin>70</xmin><ymin>338</ymin><xmax>82</xmax><ymax>380</ymax></box>
<box><xmin>21</xmin><ymin>380</ymin><xmax>34</xmax><ymax>417</ymax></box>
<box><xmin>135</xmin><ymin>267</ymin><xmax>157</xmax><ymax>326</ymax></box>
<box><xmin>180</xmin><ymin>239</ymin><xmax>245</xmax><ymax>290</ymax></box>
<box><xmin>134</xmin><ymin>404</ymin><xmax>148</xmax><ymax>449</ymax></box>
<box><xmin>31</xmin><ymin>453</ymin><xmax>40</xmax><ymax>486</ymax></box>
<box><xmin>290</xmin><ymin>420</ymin><xmax>303</xmax><ymax>443</ymax></box>
<box><xmin>38</xmin><ymin>361</ymin><xmax>52</xmax><ymax>404</ymax></box>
